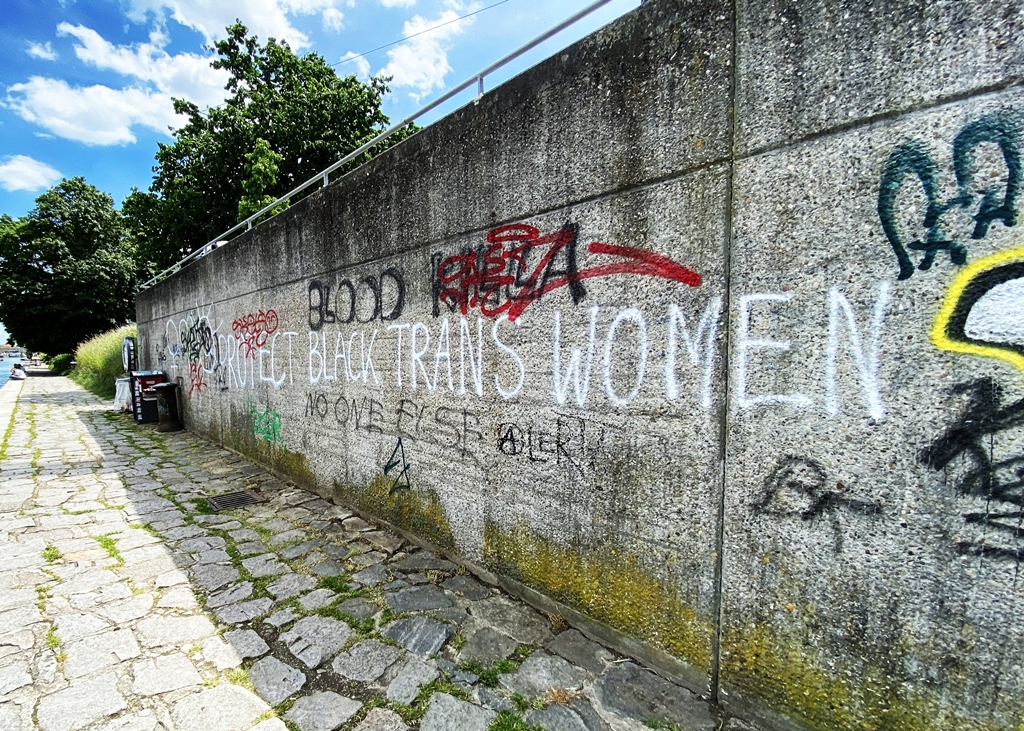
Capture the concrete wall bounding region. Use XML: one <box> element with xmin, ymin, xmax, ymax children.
<box><xmin>136</xmin><ymin>1</ymin><xmax>1024</xmax><ymax>729</ymax></box>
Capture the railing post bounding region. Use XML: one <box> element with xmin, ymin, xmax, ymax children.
<box><xmin>477</xmin><ymin>76</ymin><xmax>485</xmax><ymax>97</ymax></box>
<box><xmin>323</xmin><ymin>173</ymin><xmax>329</xmax><ymax>188</ymax></box>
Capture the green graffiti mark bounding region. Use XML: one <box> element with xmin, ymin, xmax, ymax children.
<box><xmin>245</xmin><ymin>393</ymin><xmax>283</xmax><ymax>445</ymax></box>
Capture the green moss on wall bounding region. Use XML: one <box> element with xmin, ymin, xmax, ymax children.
<box><xmin>334</xmin><ymin>476</ymin><xmax>455</xmax><ymax>552</ymax></box>
<box><xmin>483</xmin><ymin>520</ymin><xmax>712</xmax><ymax>672</ymax></box>
<box><xmin>722</xmin><ymin>624</ymin><xmax>1017</xmax><ymax>731</ymax></box>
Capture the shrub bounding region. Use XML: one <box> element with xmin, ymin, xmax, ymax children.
<box><xmin>72</xmin><ymin>324</ymin><xmax>136</xmax><ymax>399</ymax></box>
<box><xmin>48</xmin><ymin>354</ymin><xmax>74</xmax><ymax>374</ymax></box>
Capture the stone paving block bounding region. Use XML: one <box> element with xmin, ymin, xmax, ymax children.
<box><xmin>50</xmin><ymin>568</ymin><xmax>120</xmax><ymax>597</ymax></box>
<box><xmin>196</xmin><ymin>549</ymin><xmax>231</xmax><ymax>564</ymax></box>
<box><xmin>266</xmin><ymin>608</ymin><xmax>298</xmax><ymax>627</ymax></box>
<box><xmin>594</xmin><ymin>662</ymin><xmax>718</xmax><ymax>731</ymax></box>
<box><xmin>251</xmin><ymin>655</ymin><xmax>307</xmax><ymax>705</ymax></box>
<box><xmin>267</xmin><ymin>573</ymin><xmax>318</xmax><ymax>599</ymax></box>
<box><xmin>236</xmin><ymin>540</ymin><xmax>269</xmax><ymax>556</ymax></box>
<box><xmin>242</xmin><ymin>553</ymin><xmax>291</xmax><ymax>578</ymax></box>
<box><xmin>469</xmin><ymin>596</ymin><xmax>552</xmax><ymax>645</ymax></box>
<box><xmin>217</xmin><ymin>597</ymin><xmax>274</xmax><ymax>624</ymax></box>
<box><xmin>93</xmin><ymin>594</ymin><xmax>154</xmax><ymax>624</ymax></box>
<box><xmin>299</xmin><ymin>588</ymin><xmax>336</xmax><ymax>611</ymax></box>
<box><xmin>157</xmin><ymin>585</ymin><xmax>199</xmax><ymax>609</ymax></box>
<box><xmin>192</xmin><ymin>563</ymin><xmax>240</xmax><ymax>591</ymax></box>
<box><xmin>311</xmin><ymin>559</ymin><xmax>345</xmax><ymax>577</ymax></box>
<box><xmin>353</xmin><ymin>708</ymin><xmax>409</xmax><ymax>731</ymax></box>
<box><xmin>459</xmin><ymin>626</ymin><xmax>517</xmax><ymax>665</ymax></box>
<box><xmin>155</xmin><ymin>569</ymin><xmax>189</xmax><ymax>587</ymax></box>
<box><xmin>498</xmin><ymin>652</ymin><xmax>588</xmax><ymax>698</ymax></box>
<box><xmin>228</xmin><ymin>528</ymin><xmax>262</xmax><ymax>542</ymax></box>
<box><xmin>207</xmin><ymin>581</ymin><xmax>254</xmax><ymax>608</ymax></box>
<box><xmin>386</xmin><ymin>657</ymin><xmax>439</xmax><ymax>705</ymax></box>
<box><xmin>64</xmin><ymin>628</ymin><xmax>141</xmax><ymax>678</ymax></box>
<box><xmin>362</xmin><ymin>531</ymin><xmax>403</xmax><ymax>555</ymax></box>
<box><xmin>285</xmin><ymin>691</ymin><xmax>362</xmax><ymax>731</ymax></box>
<box><xmin>250</xmin><ymin>719</ymin><xmax>289</xmax><ymax>731</ymax></box>
<box><xmin>441</xmin><ymin>576</ymin><xmax>491</xmax><ymax>601</ymax></box>
<box><xmin>524</xmin><ymin>704</ymin><xmax>591</xmax><ymax>731</ymax></box>
<box><xmin>55</xmin><ymin>611</ymin><xmax>111</xmax><ymax>641</ymax></box>
<box><xmin>351</xmin><ymin>564</ymin><xmax>387</xmax><ymax>587</ymax></box>
<box><xmin>349</xmin><ymin>550</ymin><xmax>386</xmax><ymax>568</ymax></box>
<box><xmin>136</xmin><ymin>615</ymin><xmax>216</xmax><ymax>648</ymax></box>
<box><xmin>270</xmin><ymin>529</ymin><xmax>308</xmax><ymax>546</ymax></box>
<box><xmin>171</xmin><ymin>682</ymin><xmax>271</xmax><ymax>731</ymax></box>
<box><xmin>131</xmin><ymin>652</ymin><xmax>202</xmax><ymax>695</ymax></box>
<box><xmin>331</xmin><ymin>639</ymin><xmax>403</xmax><ymax>682</ymax></box>
<box><xmin>0</xmin><ymin>658</ymin><xmax>32</xmax><ymax>696</ymax></box>
<box><xmin>419</xmin><ymin>692</ymin><xmax>495</xmax><ymax>731</ymax></box>
<box><xmin>389</xmin><ymin>554</ymin><xmax>457</xmax><ymax>573</ymax></box>
<box><xmin>281</xmin><ymin>615</ymin><xmax>354</xmax><ymax>668</ymax></box>
<box><xmin>280</xmin><ymin>539</ymin><xmax>325</xmax><ymax>560</ymax></box>
<box><xmin>338</xmin><ymin>597</ymin><xmax>378</xmax><ymax>619</ymax></box>
<box><xmin>202</xmin><ymin>635</ymin><xmax>243</xmax><ymax>670</ymax></box>
<box><xmin>381</xmin><ymin>616</ymin><xmax>454</xmax><ymax>657</ymax></box>
<box><xmin>224</xmin><ymin>628</ymin><xmax>270</xmax><ymax>658</ymax></box>
<box><xmin>36</xmin><ymin>672</ymin><xmax>127</xmax><ymax>731</ymax></box>
<box><xmin>385</xmin><ymin>585</ymin><xmax>452</xmax><ymax>613</ymax></box>
<box><xmin>546</xmin><ymin>629</ymin><xmax>614</xmax><ymax>676</ymax></box>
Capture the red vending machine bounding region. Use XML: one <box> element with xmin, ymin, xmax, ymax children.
<box><xmin>130</xmin><ymin>371</ymin><xmax>164</xmax><ymax>423</ymax></box>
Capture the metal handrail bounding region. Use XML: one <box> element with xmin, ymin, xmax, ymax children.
<box><xmin>138</xmin><ymin>0</ymin><xmax>619</xmax><ymax>291</ymax></box>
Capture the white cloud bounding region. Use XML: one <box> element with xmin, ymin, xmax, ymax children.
<box><xmin>0</xmin><ymin>155</ymin><xmax>63</xmax><ymax>192</ymax></box>
<box><xmin>340</xmin><ymin>51</ymin><xmax>370</xmax><ymax>79</ymax></box>
<box><xmin>322</xmin><ymin>7</ymin><xmax>345</xmax><ymax>31</ymax></box>
<box><xmin>123</xmin><ymin>0</ymin><xmax>347</xmax><ymax>49</ymax></box>
<box><xmin>380</xmin><ymin>0</ymin><xmax>417</xmax><ymax>8</ymax></box>
<box><xmin>378</xmin><ymin>8</ymin><xmax>474</xmax><ymax>100</ymax></box>
<box><xmin>27</xmin><ymin>42</ymin><xmax>58</xmax><ymax>61</ymax></box>
<box><xmin>58</xmin><ymin>23</ymin><xmax>229</xmax><ymax>110</ymax></box>
<box><xmin>6</xmin><ymin>77</ymin><xmax>179</xmax><ymax>145</ymax></box>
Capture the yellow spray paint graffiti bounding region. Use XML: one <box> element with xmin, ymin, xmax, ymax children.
<box><xmin>931</xmin><ymin>245</ymin><xmax>1024</xmax><ymax>374</ymax></box>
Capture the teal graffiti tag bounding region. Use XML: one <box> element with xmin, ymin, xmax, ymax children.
<box><xmin>385</xmin><ymin>438</ymin><xmax>412</xmax><ymax>494</ymax></box>
<box><xmin>245</xmin><ymin>394</ymin><xmax>283</xmax><ymax>445</ymax></box>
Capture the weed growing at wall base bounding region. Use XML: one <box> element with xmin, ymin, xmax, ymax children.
<box><xmin>72</xmin><ymin>324</ymin><xmax>137</xmax><ymax>399</ymax></box>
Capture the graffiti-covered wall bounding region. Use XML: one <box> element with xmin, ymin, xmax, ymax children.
<box><xmin>136</xmin><ymin>1</ymin><xmax>1024</xmax><ymax>729</ymax></box>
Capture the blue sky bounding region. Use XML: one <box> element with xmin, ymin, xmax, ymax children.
<box><xmin>0</xmin><ymin>0</ymin><xmax>639</xmax><ymax>223</ymax></box>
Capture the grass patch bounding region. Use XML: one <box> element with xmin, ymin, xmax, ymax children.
<box><xmin>45</xmin><ymin>626</ymin><xmax>65</xmax><ymax>660</ymax></box>
<box><xmin>94</xmin><ymin>533</ymin><xmax>123</xmax><ymax>565</ymax></box>
<box><xmin>318</xmin><ymin>574</ymin><xmax>350</xmax><ymax>593</ymax></box>
<box><xmin>488</xmin><ymin>710</ymin><xmax>545</xmax><ymax>731</ymax></box>
<box><xmin>42</xmin><ymin>545</ymin><xmax>61</xmax><ymax>563</ymax></box>
<box><xmin>226</xmin><ymin>667</ymin><xmax>255</xmax><ymax>691</ymax></box>
<box><xmin>193</xmin><ymin>497</ymin><xmax>215</xmax><ymax>515</ymax></box>
<box><xmin>35</xmin><ymin>585</ymin><xmax>50</xmax><ymax>610</ymax></box>
<box><xmin>70</xmin><ymin>324</ymin><xmax>137</xmax><ymax>399</ymax></box>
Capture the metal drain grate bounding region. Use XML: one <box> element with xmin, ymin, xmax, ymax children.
<box><xmin>206</xmin><ymin>490</ymin><xmax>263</xmax><ymax>512</ymax></box>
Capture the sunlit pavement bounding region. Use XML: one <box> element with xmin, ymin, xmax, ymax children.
<box><xmin>0</xmin><ymin>375</ymin><xmax>752</xmax><ymax>731</ymax></box>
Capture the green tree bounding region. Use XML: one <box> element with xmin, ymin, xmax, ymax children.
<box><xmin>127</xmin><ymin>21</ymin><xmax>414</xmax><ymax>272</ymax></box>
<box><xmin>0</xmin><ymin>178</ymin><xmax>136</xmax><ymax>355</ymax></box>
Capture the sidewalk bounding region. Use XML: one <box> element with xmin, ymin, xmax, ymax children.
<box><xmin>0</xmin><ymin>374</ymin><xmax>756</xmax><ymax>731</ymax></box>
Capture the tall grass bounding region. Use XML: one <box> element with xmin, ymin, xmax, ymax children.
<box><xmin>72</xmin><ymin>324</ymin><xmax>136</xmax><ymax>398</ymax></box>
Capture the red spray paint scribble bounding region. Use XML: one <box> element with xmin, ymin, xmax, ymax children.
<box><xmin>232</xmin><ymin>309</ymin><xmax>279</xmax><ymax>359</ymax></box>
<box><xmin>432</xmin><ymin>223</ymin><xmax>700</xmax><ymax>322</ymax></box>
<box><xmin>188</xmin><ymin>362</ymin><xmax>207</xmax><ymax>396</ymax></box>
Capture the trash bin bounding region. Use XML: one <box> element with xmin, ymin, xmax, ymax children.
<box><xmin>152</xmin><ymin>382</ymin><xmax>183</xmax><ymax>432</ymax></box>
<box><xmin>113</xmin><ymin>378</ymin><xmax>131</xmax><ymax>412</ymax></box>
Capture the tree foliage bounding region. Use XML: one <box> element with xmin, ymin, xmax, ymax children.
<box><xmin>127</xmin><ymin>22</ymin><xmax>414</xmax><ymax>272</ymax></box>
<box><xmin>0</xmin><ymin>178</ymin><xmax>136</xmax><ymax>355</ymax></box>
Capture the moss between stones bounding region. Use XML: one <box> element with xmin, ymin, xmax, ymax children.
<box><xmin>721</xmin><ymin>624</ymin><xmax>1018</xmax><ymax>731</ymax></box>
<box><xmin>334</xmin><ymin>476</ymin><xmax>456</xmax><ymax>553</ymax></box>
<box><xmin>482</xmin><ymin>520</ymin><xmax>712</xmax><ymax>673</ymax></box>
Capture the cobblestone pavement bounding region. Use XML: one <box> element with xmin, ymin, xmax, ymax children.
<box><xmin>0</xmin><ymin>374</ymin><xmax>756</xmax><ymax>731</ymax></box>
